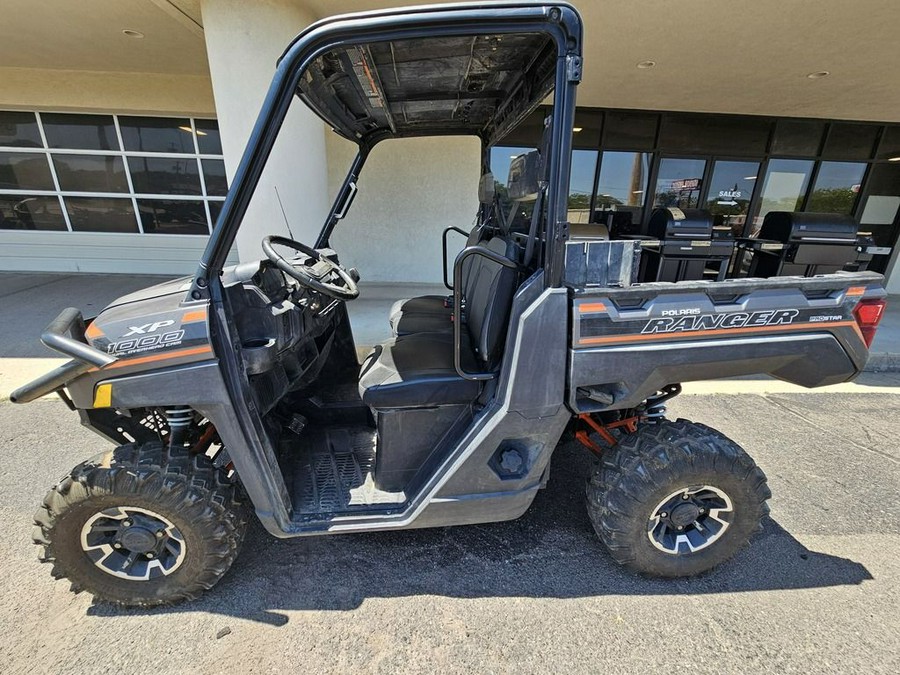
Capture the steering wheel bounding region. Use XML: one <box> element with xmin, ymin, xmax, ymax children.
<box><xmin>262</xmin><ymin>235</ymin><xmax>359</xmax><ymax>301</ymax></box>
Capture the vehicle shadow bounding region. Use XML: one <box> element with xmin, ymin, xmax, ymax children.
<box><xmin>86</xmin><ymin>441</ymin><xmax>873</xmax><ymax>624</ymax></box>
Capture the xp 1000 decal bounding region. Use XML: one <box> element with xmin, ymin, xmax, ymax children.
<box><xmin>85</xmin><ymin>309</ymin><xmax>209</xmax><ymax>358</ymax></box>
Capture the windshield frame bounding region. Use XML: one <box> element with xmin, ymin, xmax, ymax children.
<box><xmin>193</xmin><ymin>2</ymin><xmax>582</xmax><ymax>299</ymax></box>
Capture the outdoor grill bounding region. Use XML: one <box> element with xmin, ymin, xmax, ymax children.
<box><xmin>636</xmin><ymin>207</ymin><xmax>735</xmax><ymax>282</ymax></box>
<box><xmin>738</xmin><ymin>212</ymin><xmax>862</xmax><ymax>278</ymax></box>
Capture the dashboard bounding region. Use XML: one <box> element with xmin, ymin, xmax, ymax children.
<box><xmin>223</xmin><ymin>257</ymin><xmax>342</xmax><ymax>414</ymax></box>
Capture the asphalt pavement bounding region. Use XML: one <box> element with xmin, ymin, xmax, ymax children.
<box><xmin>1</xmin><ymin>378</ymin><xmax>898</xmax><ymax>674</ymax></box>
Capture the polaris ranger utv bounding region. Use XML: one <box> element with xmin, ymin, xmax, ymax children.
<box><xmin>13</xmin><ymin>2</ymin><xmax>887</xmax><ymax>606</ymax></box>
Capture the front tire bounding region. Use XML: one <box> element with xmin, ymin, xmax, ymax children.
<box><xmin>586</xmin><ymin>419</ymin><xmax>770</xmax><ymax>577</ymax></box>
<box><xmin>33</xmin><ymin>441</ymin><xmax>248</xmax><ymax>606</ymax></box>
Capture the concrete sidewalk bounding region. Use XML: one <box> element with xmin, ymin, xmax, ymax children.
<box><xmin>1</xmin><ymin>271</ymin><xmax>899</xmax><ymax>397</ymax></box>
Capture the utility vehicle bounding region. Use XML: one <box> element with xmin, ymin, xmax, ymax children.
<box><xmin>13</xmin><ymin>2</ymin><xmax>887</xmax><ymax>606</ymax></box>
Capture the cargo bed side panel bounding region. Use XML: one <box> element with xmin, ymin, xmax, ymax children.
<box><xmin>568</xmin><ymin>273</ymin><xmax>883</xmax><ymax>412</ymax></box>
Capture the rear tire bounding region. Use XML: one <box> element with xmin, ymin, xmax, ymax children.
<box><xmin>586</xmin><ymin>419</ymin><xmax>770</xmax><ymax>577</ymax></box>
<box><xmin>33</xmin><ymin>441</ymin><xmax>249</xmax><ymax>606</ymax></box>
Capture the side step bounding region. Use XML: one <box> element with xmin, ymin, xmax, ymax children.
<box><xmin>289</xmin><ymin>426</ymin><xmax>406</xmax><ymax>520</ymax></box>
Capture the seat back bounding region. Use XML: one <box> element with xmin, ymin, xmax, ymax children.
<box><xmin>464</xmin><ymin>236</ymin><xmax>521</xmax><ymax>365</ymax></box>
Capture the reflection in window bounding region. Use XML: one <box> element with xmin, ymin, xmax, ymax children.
<box><xmin>705</xmin><ymin>160</ymin><xmax>759</xmax><ymax>235</ymax></box>
<box><xmin>201</xmin><ymin>159</ymin><xmax>228</xmax><ymax>196</ymax></box>
<box><xmin>52</xmin><ymin>154</ymin><xmax>128</xmax><ymax>193</ymax></box>
<box><xmin>194</xmin><ymin>120</ymin><xmax>223</xmax><ymax>155</ymax></box>
<box><xmin>0</xmin><ymin>111</ymin><xmax>42</xmax><ymax>148</ymax></box>
<box><xmin>138</xmin><ymin>200</ymin><xmax>210</xmax><ymax>235</ymax></box>
<box><xmin>42</xmin><ymin>113</ymin><xmax>118</xmax><ymax>150</ymax></box>
<box><xmin>489</xmin><ymin>146</ymin><xmax>537</xmax><ymax>229</ymax></box>
<box><xmin>806</xmin><ymin>161</ymin><xmax>865</xmax><ymax>214</ymax></box>
<box><xmin>119</xmin><ymin>116</ymin><xmax>195</xmax><ymax>153</ymax></box>
<box><xmin>653</xmin><ymin>158</ymin><xmax>706</xmax><ymax>209</ymax></box>
<box><xmin>567</xmin><ymin>149</ymin><xmax>597</xmax><ymax>223</ymax></box>
<box><xmin>129</xmin><ymin>157</ymin><xmax>201</xmax><ymax>195</ymax></box>
<box><xmin>208</xmin><ymin>200</ymin><xmax>223</xmax><ymax>227</ymax></box>
<box><xmin>592</xmin><ymin>151</ymin><xmax>650</xmax><ymax>235</ymax></box>
<box><xmin>595</xmin><ymin>152</ymin><xmax>649</xmax><ymax>209</ymax></box>
<box><xmin>65</xmin><ymin>197</ymin><xmax>138</xmax><ymax>233</ymax></box>
<box><xmin>859</xmin><ymin>163</ymin><xmax>900</xmax><ymax>248</ymax></box>
<box><xmin>753</xmin><ymin>159</ymin><xmax>814</xmax><ymax>234</ymax></box>
<box><xmin>0</xmin><ymin>152</ymin><xmax>54</xmax><ymax>190</ymax></box>
<box><xmin>0</xmin><ymin>195</ymin><xmax>67</xmax><ymax>231</ymax></box>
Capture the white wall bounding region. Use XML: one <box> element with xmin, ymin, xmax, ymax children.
<box><xmin>201</xmin><ymin>0</ymin><xmax>330</xmax><ymax>262</ymax></box>
<box><xmin>326</xmin><ymin>134</ymin><xmax>481</xmax><ymax>283</ymax></box>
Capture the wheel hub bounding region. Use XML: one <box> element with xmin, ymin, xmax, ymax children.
<box><xmin>80</xmin><ymin>506</ymin><xmax>186</xmax><ymax>581</ymax></box>
<box><xmin>669</xmin><ymin>502</ymin><xmax>701</xmax><ymax>528</ymax></box>
<box><xmin>647</xmin><ymin>485</ymin><xmax>734</xmax><ymax>555</ymax></box>
<box><xmin>118</xmin><ymin>526</ymin><xmax>157</xmax><ymax>553</ymax></box>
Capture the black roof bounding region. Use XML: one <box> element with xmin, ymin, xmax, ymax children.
<box><xmin>293</xmin><ymin>8</ymin><xmax>561</xmax><ymax>146</ymax></box>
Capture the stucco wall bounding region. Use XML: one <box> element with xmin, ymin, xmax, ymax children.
<box><xmin>326</xmin><ymin>133</ymin><xmax>481</xmax><ymax>283</ymax></box>
<box><xmin>0</xmin><ymin>67</ymin><xmax>215</xmax><ymax>116</ymax></box>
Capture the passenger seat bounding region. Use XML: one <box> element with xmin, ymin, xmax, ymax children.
<box><xmin>359</xmin><ymin>235</ymin><xmax>521</xmax><ymax>409</ymax></box>
<box><xmin>389</xmin><ymin>174</ymin><xmax>497</xmax><ymax>336</ymax></box>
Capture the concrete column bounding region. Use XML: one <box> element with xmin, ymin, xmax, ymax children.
<box><xmin>201</xmin><ymin>0</ymin><xmax>328</xmax><ymax>262</ymax></box>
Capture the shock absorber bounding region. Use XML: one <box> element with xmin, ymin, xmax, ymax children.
<box><xmin>165</xmin><ymin>406</ymin><xmax>193</xmax><ymax>449</ymax></box>
<box><xmin>644</xmin><ymin>384</ymin><xmax>682</xmax><ymax>422</ymax></box>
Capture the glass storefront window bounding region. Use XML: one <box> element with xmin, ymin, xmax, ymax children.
<box><xmin>659</xmin><ymin>114</ymin><xmax>769</xmax><ymax>156</ymax></box>
<box><xmin>705</xmin><ymin>160</ymin><xmax>759</xmax><ymax>235</ymax></box>
<box><xmin>770</xmin><ymin>119</ymin><xmax>825</xmax><ymax>156</ymax></box>
<box><xmin>490</xmin><ymin>145</ymin><xmax>537</xmax><ymax>230</ymax></box>
<box><xmin>595</xmin><ymin>151</ymin><xmax>650</xmax><ymax>209</ymax></box>
<box><xmin>603</xmin><ymin>112</ymin><xmax>658</xmax><ymax>150</ymax></box>
<box><xmin>823</xmin><ymin>123</ymin><xmax>878</xmax><ymax>160</ymax></box>
<box><xmin>129</xmin><ymin>157</ymin><xmax>201</xmax><ymax>195</ymax></box>
<box><xmin>52</xmin><ymin>154</ymin><xmax>129</xmax><ymax>193</ymax></box>
<box><xmin>0</xmin><ymin>195</ymin><xmax>67</xmax><ymax>231</ymax></box>
<box><xmin>0</xmin><ymin>111</ymin><xmax>227</xmax><ymax>235</ymax></box>
<box><xmin>567</xmin><ymin>149</ymin><xmax>597</xmax><ymax>223</ymax></box>
<box><xmin>0</xmin><ymin>152</ymin><xmax>54</xmax><ymax>190</ymax></box>
<box><xmin>0</xmin><ymin>112</ymin><xmax>42</xmax><ymax>148</ymax></box>
<box><xmin>65</xmin><ymin>197</ymin><xmax>139</xmax><ymax>233</ymax></box>
<box><xmin>138</xmin><ymin>199</ymin><xmax>210</xmax><ymax>235</ymax></box>
<box><xmin>194</xmin><ymin>120</ymin><xmax>223</xmax><ymax>155</ymax></box>
<box><xmin>120</xmin><ymin>116</ymin><xmax>195</xmax><ymax>154</ymax></box>
<box><xmin>201</xmin><ymin>159</ymin><xmax>228</xmax><ymax>197</ymax></box>
<box><xmin>876</xmin><ymin>126</ymin><xmax>900</xmax><ymax>160</ymax></box>
<box><xmin>806</xmin><ymin>161</ymin><xmax>866</xmax><ymax>214</ymax></box>
<box><xmin>859</xmin><ymin>163</ymin><xmax>900</xmax><ymax>248</ymax></box>
<box><xmin>41</xmin><ymin>113</ymin><xmax>119</xmax><ymax>151</ymax></box>
<box><xmin>653</xmin><ymin>158</ymin><xmax>706</xmax><ymax>209</ymax></box>
<box><xmin>593</xmin><ymin>151</ymin><xmax>650</xmax><ymax>234</ymax></box>
<box><xmin>753</xmin><ymin>159</ymin><xmax>814</xmax><ymax>234</ymax></box>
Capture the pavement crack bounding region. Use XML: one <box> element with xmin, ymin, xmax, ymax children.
<box><xmin>0</xmin><ymin>276</ymin><xmax>71</xmax><ymax>301</ymax></box>
<box><xmin>761</xmin><ymin>395</ymin><xmax>899</xmax><ymax>465</ymax></box>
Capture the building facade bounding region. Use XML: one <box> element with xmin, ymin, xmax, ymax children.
<box><xmin>1</xmin><ymin>0</ymin><xmax>899</xmax><ymax>291</ymax></box>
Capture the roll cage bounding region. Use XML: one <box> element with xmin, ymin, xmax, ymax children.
<box><xmin>192</xmin><ymin>1</ymin><xmax>583</xmax><ymax>298</ymax></box>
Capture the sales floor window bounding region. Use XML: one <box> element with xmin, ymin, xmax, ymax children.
<box><xmin>0</xmin><ymin>111</ymin><xmax>226</xmax><ymax>235</ymax></box>
<box><xmin>705</xmin><ymin>160</ymin><xmax>759</xmax><ymax>235</ymax></box>
<box><xmin>653</xmin><ymin>158</ymin><xmax>706</xmax><ymax>209</ymax></box>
